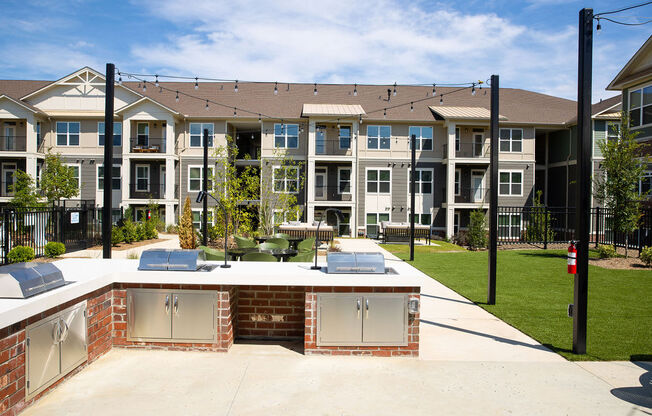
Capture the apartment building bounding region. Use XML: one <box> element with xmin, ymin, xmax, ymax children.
<box><xmin>1</xmin><ymin>66</ymin><xmax>598</xmax><ymax>238</ymax></box>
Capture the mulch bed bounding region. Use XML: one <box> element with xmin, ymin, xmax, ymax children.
<box><xmin>87</xmin><ymin>237</ymin><xmax>167</xmax><ymax>251</ymax></box>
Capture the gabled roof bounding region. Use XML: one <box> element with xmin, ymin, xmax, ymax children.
<box><xmin>302</xmin><ymin>104</ymin><xmax>365</xmax><ymax>117</ymax></box>
<box><xmin>0</xmin><ymin>94</ymin><xmax>45</xmax><ymax>115</ymax></box>
<box><xmin>428</xmin><ymin>106</ymin><xmax>507</xmax><ymax>121</ymax></box>
<box><xmin>566</xmin><ymin>95</ymin><xmax>621</xmax><ymax>125</ymax></box>
<box><xmin>21</xmin><ymin>67</ymin><xmax>107</xmax><ymax>100</ymax></box>
<box><xmin>115</xmin><ymin>96</ymin><xmax>180</xmax><ymax>116</ymax></box>
<box><xmin>607</xmin><ymin>35</ymin><xmax>652</xmax><ymax>90</ymax></box>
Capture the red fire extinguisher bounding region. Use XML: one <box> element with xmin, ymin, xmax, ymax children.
<box><xmin>567</xmin><ymin>241</ymin><xmax>577</xmax><ymax>275</ymax></box>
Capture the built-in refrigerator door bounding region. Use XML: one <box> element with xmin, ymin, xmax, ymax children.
<box><xmin>317</xmin><ymin>294</ymin><xmax>363</xmax><ymax>345</ymax></box>
<box><xmin>59</xmin><ymin>303</ymin><xmax>88</xmax><ymax>374</ymax></box>
<box><xmin>26</xmin><ymin>316</ymin><xmax>61</xmax><ymax>397</ymax></box>
<box><xmin>362</xmin><ymin>294</ymin><xmax>407</xmax><ymax>345</ymax></box>
<box><xmin>171</xmin><ymin>292</ymin><xmax>217</xmax><ymax>341</ymax></box>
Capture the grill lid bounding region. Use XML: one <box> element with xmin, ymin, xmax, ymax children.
<box><xmin>138</xmin><ymin>249</ymin><xmax>206</xmax><ymax>271</ymax></box>
<box><xmin>0</xmin><ymin>262</ymin><xmax>66</xmax><ymax>299</ymax></box>
<box><xmin>326</xmin><ymin>252</ymin><xmax>386</xmax><ymax>274</ymax></box>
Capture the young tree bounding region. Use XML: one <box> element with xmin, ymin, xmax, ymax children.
<box><xmin>594</xmin><ymin>114</ymin><xmax>650</xmax><ymax>256</ymax></box>
<box><xmin>9</xmin><ymin>170</ymin><xmax>44</xmax><ymax>209</ymax></box>
<box><xmin>525</xmin><ymin>190</ymin><xmax>554</xmax><ymax>243</ymax></box>
<box><xmin>40</xmin><ymin>150</ymin><xmax>79</xmax><ymax>202</ymax></box>
<box><xmin>178</xmin><ymin>197</ymin><xmax>197</xmax><ymax>249</ymax></box>
<box><xmin>467</xmin><ymin>209</ymin><xmax>487</xmax><ymax>250</ymax></box>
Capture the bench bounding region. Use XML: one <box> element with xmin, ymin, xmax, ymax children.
<box><xmin>381</xmin><ymin>223</ymin><xmax>431</xmax><ymax>244</ymax></box>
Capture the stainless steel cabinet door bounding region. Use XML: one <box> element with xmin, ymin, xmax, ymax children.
<box><xmin>26</xmin><ymin>316</ymin><xmax>61</xmax><ymax>396</ymax></box>
<box><xmin>59</xmin><ymin>304</ymin><xmax>88</xmax><ymax>374</ymax></box>
<box><xmin>362</xmin><ymin>295</ymin><xmax>407</xmax><ymax>345</ymax></box>
<box><xmin>127</xmin><ymin>290</ymin><xmax>172</xmax><ymax>340</ymax></box>
<box><xmin>317</xmin><ymin>295</ymin><xmax>363</xmax><ymax>345</ymax></box>
<box><xmin>171</xmin><ymin>292</ymin><xmax>216</xmax><ymax>341</ymax></box>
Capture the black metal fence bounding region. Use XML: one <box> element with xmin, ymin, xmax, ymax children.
<box><xmin>497</xmin><ymin>206</ymin><xmax>652</xmax><ymax>252</ymax></box>
<box><xmin>1</xmin><ymin>200</ymin><xmax>101</xmax><ymax>264</ymax></box>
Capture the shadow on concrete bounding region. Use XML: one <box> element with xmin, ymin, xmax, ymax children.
<box><xmin>611</xmin><ymin>361</ymin><xmax>652</xmax><ymax>409</ymax></box>
<box><xmin>420</xmin><ymin>293</ymin><xmax>474</xmax><ymax>305</ymax></box>
<box><xmin>420</xmin><ymin>319</ymin><xmax>553</xmax><ymax>353</ymax></box>
<box><xmin>233</xmin><ymin>338</ymin><xmax>304</xmax><ymax>355</ymax></box>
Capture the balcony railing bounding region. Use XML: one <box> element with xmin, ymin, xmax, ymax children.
<box><xmin>314</xmin><ymin>138</ymin><xmax>354</xmax><ymax>156</ymax></box>
<box><xmin>0</xmin><ymin>136</ymin><xmax>27</xmax><ymax>152</ymax></box>
<box><xmin>454</xmin><ymin>187</ymin><xmax>489</xmax><ymax>204</ymax></box>
<box><xmin>130</xmin><ymin>137</ymin><xmax>166</xmax><ymax>153</ymax></box>
<box><xmin>313</xmin><ymin>185</ymin><xmax>354</xmax><ymax>202</ymax></box>
<box><xmin>129</xmin><ymin>184</ymin><xmax>167</xmax><ymax>199</ymax></box>
<box><xmin>443</xmin><ymin>142</ymin><xmax>489</xmax><ymax>159</ymax></box>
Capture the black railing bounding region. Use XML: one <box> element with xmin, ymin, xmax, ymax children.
<box><xmin>130</xmin><ymin>137</ymin><xmax>166</xmax><ymax>153</ymax></box>
<box><xmin>313</xmin><ymin>185</ymin><xmax>354</xmax><ymax>202</ymax></box>
<box><xmin>443</xmin><ymin>142</ymin><xmax>489</xmax><ymax>158</ymax></box>
<box><xmin>129</xmin><ymin>184</ymin><xmax>167</xmax><ymax>199</ymax></box>
<box><xmin>314</xmin><ymin>138</ymin><xmax>354</xmax><ymax>156</ymax></box>
<box><xmin>455</xmin><ymin>187</ymin><xmax>489</xmax><ymax>204</ymax></box>
<box><xmin>0</xmin><ymin>136</ymin><xmax>27</xmax><ymax>151</ymax></box>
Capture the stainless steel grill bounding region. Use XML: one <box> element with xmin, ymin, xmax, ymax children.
<box><xmin>0</xmin><ymin>263</ymin><xmax>66</xmax><ymax>298</ymax></box>
<box><xmin>326</xmin><ymin>252</ymin><xmax>386</xmax><ymax>274</ymax></box>
<box><xmin>138</xmin><ymin>249</ymin><xmax>212</xmax><ymax>271</ymax></box>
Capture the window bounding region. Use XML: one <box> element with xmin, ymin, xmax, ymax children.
<box><xmin>136</xmin><ymin>123</ymin><xmax>149</xmax><ymax>146</ymax></box>
<box><xmin>190</xmin><ymin>123</ymin><xmax>214</xmax><ymax>147</ymax></box>
<box><xmin>366</xmin><ymin>169</ymin><xmax>390</xmax><ymax>193</ymax></box>
<box><xmin>499</xmin><ymin>214</ymin><xmax>521</xmax><ymax>239</ymax></box>
<box><xmin>499</xmin><ymin>171</ymin><xmax>523</xmax><ymax>196</ymax></box>
<box><xmin>338</xmin><ymin>212</ymin><xmax>351</xmax><ymax>236</ymax></box>
<box><xmin>640</xmin><ymin>171</ymin><xmax>652</xmax><ymax>197</ymax></box>
<box><xmin>273</xmin><ymin>166</ymin><xmax>300</xmax><ymax>193</ymax></box>
<box><xmin>273</xmin><ymin>209</ymin><xmax>299</xmax><ymax>225</ymax></box>
<box><xmin>366</xmin><ymin>213</ymin><xmax>390</xmax><ymax>238</ymax></box>
<box><xmin>607</xmin><ymin>122</ymin><xmax>620</xmax><ymax>140</ymax></box>
<box><xmin>410</xmin><ymin>169</ymin><xmax>433</xmax><ymax>194</ymax></box>
<box><xmin>453</xmin><ymin>212</ymin><xmax>460</xmax><ymax>234</ymax></box>
<box><xmin>454</xmin><ymin>169</ymin><xmax>461</xmax><ymax>196</ymax></box>
<box><xmin>188</xmin><ymin>166</ymin><xmax>214</xmax><ymax>192</ymax></box>
<box><xmin>455</xmin><ymin>128</ymin><xmax>460</xmax><ymax>152</ymax></box>
<box><xmin>408</xmin><ymin>126</ymin><xmax>433</xmax><ymax>151</ymax></box>
<box><xmin>98</xmin><ymin>122</ymin><xmax>122</xmax><ymax>146</ymax></box>
<box><xmin>338</xmin><ymin>168</ymin><xmax>351</xmax><ymax>194</ymax></box>
<box><xmin>65</xmin><ymin>164</ymin><xmax>81</xmax><ymax>193</ymax></box>
<box><xmin>274</xmin><ymin>124</ymin><xmax>299</xmax><ymax>149</ymax></box>
<box><xmin>97</xmin><ymin>165</ymin><xmax>121</xmax><ymax>190</ymax></box>
<box><xmin>192</xmin><ymin>209</ymin><xmax>214</xmax><ymax>229</ymax></box>
<box><xmin>36</xmin><ymin>122</ymin><xmax>42</xmax><ymax>148</ymax></box>
<box><xmin>367</xmin><ymin>126</ymin><xmax>391</xmax><ymax>150</ymax></box>
<box><xmin>410</xmin><ymin>213</ymin><xmax>432</xmax><ymax>226</ymax></box>
<box><xmin>499</xmin><ymin>128</ymin><xmax>522</xmax><ymax>152</ymax></box>
<box><xmin>56</xmin><ymin>122</ymin><xmax>80</xmax><ymax>146</ymax></box>
<box><xmin>339</xmin><ymin>126</ymin><xmax>351</xmax><ymax>149</ymax></box>
<box><xmin>629</xmin><ymin>84</ymin><xmax>652</xmax><ymax>127</ymax></box>
<box><xmin>135</xmin><ymin>165</ymin><xmax>150</xmax><ymax>191</ymax></box>
<box><xmin>36</xmin><ymin>164</ymin><xmax>41</xmax><ymax>188</ymax></box>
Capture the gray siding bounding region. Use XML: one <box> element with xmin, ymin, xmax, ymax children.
<box><xmin>497</xmin><ymin>161</ymin><xmax>535</xmax><ymax>206</ymax></box>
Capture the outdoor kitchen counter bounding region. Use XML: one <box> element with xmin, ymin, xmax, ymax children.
<box><xmin>0</xmin><ymin>258</ymin><xmax>423</xmax><ymax>330</ymax></box>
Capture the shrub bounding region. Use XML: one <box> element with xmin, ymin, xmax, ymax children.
<box><xmin>126</xmin><ymin>251</ymin><xmax>139</xmax><ymax>259</ymax></box>
<box><xmin>44</xmin><ymin>242</ymin><xmax>65</xmax><ymax>258</ymax></box>
<box><xmin>111</xmin><ymin>226</ymin><xmax>123</xmax><ymax>246</ymax></box>
<box><xmin>597</xmin><ymin>245</ymin><xmax>617</xmax><ymax>259</ymax></box>
<box><xmin>179</xmin><ymin>197</ymin><xmax>197</xmax><ymax>249</ymax></box>
<box><xmin>166</xmin><ymin>224</ymin><xmax>178</xmax><ymax>234</ymax></box>
<box><xmin>640</xmin><ymin>246</ymin><xmax>652</xmax><ymax>267</ymax></box>
<box><xmin>8</xmin><ymin>246</ymin><xmax>35</xmax><ymax>263</ymax></box>
<box><xmin>144</xmin><ymin>219</ymin><xmax>158</xmax><ymax>240</ymax></box>
<box><xmin>122</xmin><ymin>221</ymin><xmax>137</xmax><ymax>244</ymax></box>
<box><xmin>136</xmin><ymin>223</ymin><xmax>146</xmax><ymax>241</ymax></box>
<box><xmin>467</xmin><ymin>210</ymin><xmax>487</xmax><ymax>250</ymax></box>
<box><xmin>452</xmin><ymin>231</ymin><xmax>468</xmax><ymax>246</ymax></box>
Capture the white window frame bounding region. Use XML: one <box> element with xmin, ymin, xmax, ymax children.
<box><xmin>273</xmin><ymin>209</ymin><xmax>299</xmax><ymax>225</ymax></box>
<box><xmin>498</xmin><ymin>213</ymin><xmax>522</xmax><ymax>240</ymax></box>
<box><xmin>56</xmin><ymin>122</ymin><xmax>80</xmax><ymax>146</ymax></box>
<box><xmin>454</xmin><ymin>168</ymin><xmax>461</xmax><ymax>196</ymax></box>
<box><xmin>453</xmin><ymin>211</ymin><xmax>460</xmax><ymax>234</ymax></box>
<box><xmin>366</xmin><ymin>125</ymin><xmax>391</xmax><ymax>150</ymax></box>
<box><xmin>408</xmin><ymin>126</ymin><xmax>433</xmax><ymax>151</ymax></box>
<box><xmin>64</xmin><ymin>163</ymin><xmax>81</xmax><ymax>194</ymax></box>
<box><xmin>455</xmin><ymin>127</ymin><xmax>460</xmax><ymax>152</ymax></box>
<box><xmin>410</xmin><ymin>168</ymin><xmax>433</xmax><ymax>194</ymax></box>
<box><xmin>498</xmin><ymin>169</ymin><xmax>523</xmax><ymax>196</ymax></box>
<box><xmin>97</xmin><ymin>164</ymin><xmax>121</xmax><ymax>190</ymax></box>
<box><xmin>339</xmin><ymin>126</ymin><xmax>352</xmax><ymax>149</ymax></box>
<box><xmin>274</xmin><ymin>123</ymin><xmax>299</xmax><ymax>149</ymax></box>
<box><xmin>628</xmin><ymin>83</ymin><xmax>652</xmax><ymax>128</ymax></box>
<box><xmin>365</xmin><ymin>168</ymin><xmax>391</xmax><ymax>194</ymax></box>
<box><xmin>640</xmin><ymin>170</ymin><xmax>652</xmax><ymax>196</ymax></box>
<box><xmin>499</xmin><ymin>128</ymin><xmax>523</xmax><ymax>153</ymax></box>
<box><xmin>337</xmin><ymin>167</ymin><xmax>352</xmax><ymax>195</ymax></box>
<box><xmin>189</xmin><ymin>123</ymin><xmax>214</xmax><ymax>147</ymax></box>
<box><xmin>188</xmin><ymin>165</ymin><xmax>214</xmax><ymax>193</ymax></box>
<box><xmin>98</xmin><ymin>122</ymin><xmax>122</xmax><ymax>146</ymax></box>
<box><xmin>135</xmin><ymin>164</ymin><xmax>150</xmax><ymax>192</ymax></box>
<box><xmin>191</xmin><ymin>208</ymin><xmax>215</xmax><ymax>229</ymax></box>
<box><xmin>272</xmin><ymin>165</ymin><xmax>300</xmax><ymax>194</ymax></box>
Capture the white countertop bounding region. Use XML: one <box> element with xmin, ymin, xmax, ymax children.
<box><xmin>0</xmin><ymin>258</ymin><xmax>422</xmax><ymax>330</ymax></box>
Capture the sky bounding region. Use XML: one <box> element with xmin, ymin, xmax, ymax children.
<box><xmin>0</xmin><ymin>0</ymin><xmax>650</xmax><ymax>102</ymax></box>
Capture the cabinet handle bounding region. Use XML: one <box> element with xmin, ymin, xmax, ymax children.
<box><xmin>52</xmin><ymin>321</ymin><xmax>61</xmax><ymax>344</ymax></box>
<box><xmin>60</xmin><ymin>319</ymin><xmax>70</xmax><ymax>342</ymax></box>
<box><xmin>165</xmin><ymin>295</ymin><xmax>170</xmax><ymax>313</ymax></box>
<box><xmin>356</xmin><ymin>299</ymin><xmax>361</xmax><ymax>319</ymax></box>
<box><xmin>365</xmin><ymin>298</ymin><xmax>369</xmax><ymax>319</ymax></box>
<box><xmin>174</xmin><ymin>296</ymin><xmax>178</xmax><ymax>313</ymax></box>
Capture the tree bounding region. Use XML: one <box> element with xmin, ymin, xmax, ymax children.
<box><xmin>179</xmin><ymin>197</ymin><xmax>197</xmax><ymax>249</ymax></box>
<box><xmin>467</xmin><ymin>209</ymin><xmax>487</xmax><ymax>250</ymax></box>
<box><xmin>525</xmin><ymin>190</ymin><xmax>554</xmax><ymax>243</ymax></box>
<box><xmin>40</xmin><ymin>150</ymin><xmax>79</xmax><ymax>202</ymax></box>
<box><xmin>9</xmin><ymin>170</ymin><xmax>44</xmax><ymax>209</ymax></box>
<box><xmin>594</xmin><ymin>114</ymin><xmax>650</xmax><ymax>256</ymax></box>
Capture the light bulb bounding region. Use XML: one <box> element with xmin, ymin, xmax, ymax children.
<box><xmin>410</xmin><ymin>102</ymin><xmax>414</xmax><ymax>112</ymax></box>
<box><xmin>393</xmin><ymin>82</ymin><xmax>397</xmax><ymax>96</ymax></box>
<box><xmin>143</xmin><ymin>82</ymin><xmax>146</xmax><ymax>92</ymax></box>
<box><xmin>440</xmin><ymin>95</ymin><xmax>443</xmax><ymax>105</ymax></box>
<box><xmin>353</xmin><ymin>84</ymin><xmax>358</xmax><ymax>96</ymax></box>
<box><xmin>155</xmin><ymin>75</ymin><xmax>159</xmax><ymax>87</ymax></box>
<box><xmin>195</xmin><ymin>78</ymin><xmax>199</xmax><ymax>90</ymax></box>
<box><xmin>383</xmin><ymin>109</ymin><xmax>386</xmax><ymax>119</ymax></box>
<box><xmin>175</xmin><ymin>91</ymin><xmax>179</xmax><ymax>102</ymax></box>
<box><xmin>314</xmin><ymin>83</ymin><xmax>318</xmax><ymax>95</ymax></box>
<box><xmin>234</xmin><ymin>80</ymin><xmax>238</xmax><ymax>93</ymax></box>
<box><xmin>205</xmin><ymin>100</ymin><xmax>209</xmax><ymax>110</ymax></box>
<box><xmin>432</xmin><ymin>84</ymin><xmax>436</xmax><ymax>96</ymax></box>
<box><xmin>274</xmin><ymin>82</ymin><xmax>278</xmax><ymax>95</ymax></box>
<box><xmin>471</xmin><ymin>84</ymin><xmax>476</xmax><ymax>96</ymax></box>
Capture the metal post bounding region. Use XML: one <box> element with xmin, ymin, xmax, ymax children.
<box><xmin>595</xmin><ymin>207</ymin><xmax>600</xmax><ymax>248</ymax></box>
<box><xmin>544</xmin><ymin>206</ymin><xmax>548</xmax><ymax>250</ymax></box>
<box><xmin>202</xmin><ymin>128</ymin><xmax>209</xmax><ymax>246</ymax></box>
<box><xmin>409</xmin><ymin>134</ymin><xmax>416</xmax><ymax>261</ymax></box>
<box><xmin>3</xmin><ymin>210</ymin><xmax>9</xmax><ymax>264</ymax></box>
<box><xmin>102</xmin><ymin>63</ymin><xmax>115</xmax><ymax>259</ymax></box>
<box><xmin>574</xmin><ymin>8</ymin><xmax>593</xmax><ymax>355</ymax></box>
<box><xmin>488</xmin><ymin>74</ymin><xmax>499</xmax><ymax>305</ymax></box>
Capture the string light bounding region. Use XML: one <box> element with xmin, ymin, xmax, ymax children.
<box><xmin>440</xmin><ymin>94</ymin><xmax>443</xmax><ymax>105</ymax></box>
<box><xmin>410</xmin><ymin>102</ymin><xmax>414</xmax><ymax>112</ymax></box>
<box><xmin>155</xmin><ymin>75</ymin><xmax>159</xmax><ymax>87</ymax></box>
<box><xmin>274</xmin><ymin>82</ymin><xmax>278</xmax><ymax>95</ymax></box>
<box><xmin>175</xmin><ymin>91</ymin><xmax>179</xmax><ymax>102</ymax></box>
<box><xmin>234</xmin><ymin>80</ymin><xmax>238</xmax><ymax>93</ymax></box>
<box><xmin>337</xmin><ymin>119</ymin><xmax>340</xmax><ymax>129</ymax></box>
<box><xmin>432</xmin><ymin>84</ymin><xmax>436</xmax><ymax>96</ymax></box>
<box><xmin>142</xmin><ymin>81</ymin><xmax>146</xmax><ymax>92</ymax></box>
<box><xmin>117</xmin><ymin>72</ymin><xmax>122</xmax><ymax>85</ymax></box>
<box><xmin>359</xmin><ymin>115</ymin><xmax>363</xmax><ymax>124</ymax></box>
<box><xmin>194</xmin><ymin>77</ymin><xmax>199</xmax><ymax>90</ymax></box>
<box><xmin>393</xmin><ymin>82</ymin><xmax>397</xmax><ymax>96</ymax></box>
<box><xmin>383</xmin><ymin>108</ymin><xmax>387</xmax><ymax>119</ymax></box>
<box><xmin>314</xmin><ymin>83</ymin><xmax>318</xmax><ymax>96</ymax></box>
<box><xmin>596</xmin><ymin>18</ymin><xmax>602</xmax><ymax>31</ymax></box>
<box><xmin>233</xmin><ymin>107</ymin><xmax>237</xmax><ymax>117</ymax></box>
<box><xmin>471</xmin><ymin>83</ymin><xmax>476</xmax><ymax>96</ymax></box>
<box><xmin>258</xmin><ymin>114</ymin><xmax>262</xmax><ymax>122</ymax></box>
<box><xmin>353</xmin><ymin>84</ymin><xmax>358</xmax><ymax>96</ymax></box>
<box><xmin>205</xmin><ymin>100</ymin><xmax>209</xmax><ymax>110</ymax></box>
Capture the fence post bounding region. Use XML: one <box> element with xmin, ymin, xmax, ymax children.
<box><xmin>594</xmin><ymin>207</ymin><xmax>600</xmax><ymax>248</ymax></box>
<box><xmin>544</xmin><ymin>206</ymin><xmax>548</xmax><ymax>250</ymax></box>
<box><xmin>3</xmin><ymin>210</ymin><xmax>9</xmax><ymax>264</ymax></box>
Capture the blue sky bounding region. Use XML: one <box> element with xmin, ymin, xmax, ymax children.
<box><xmin>0</xmin><ymin>0</ymin><xmax>650</xmax><ymax>101</ymax></box>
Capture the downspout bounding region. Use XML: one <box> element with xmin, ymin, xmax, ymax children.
<box><xmin>355</xmin><ymin>118</ymin><xmax>360</xmax><ymax>237</ymax></box>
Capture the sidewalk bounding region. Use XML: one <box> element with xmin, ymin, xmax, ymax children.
<box><xmin>62</xmin><ymin>233</ymin><xmax>180</xmax><ymax>259</ymax></box>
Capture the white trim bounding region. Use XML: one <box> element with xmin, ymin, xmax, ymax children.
<box><xmin>453</xmin><ymin>211</ymin><xmax>460</xmax><ymax>234</ymax></box>
<box><xmin>410</xmin><ymin>167</ymin><xmax>433</xmax><ymax>195</ymax></box>
<box><xmin>191</xmin><ymin>208</ymin><xmax>215</xmax><ymax>229</ymax></box>
<box><xmin>64</xmin><ymin>163</ymin><xmax>82</xmax><ymax>195</ymax></box>
<box><xmin>366</xmin><ymin>125</ymin><xmax>391</xmax><ymax>150</ymax></box>
<box><xmin>189</xmin><ymin>122</ymin><xmax>215</xmax><ymax>147</ymax></box>
<box><xmin>187</xmin><ymin>165</ymin><xmax>213</xmax><ymax>193</ymax></box>
<box><xmin>97</xmin><ymin>121</ymin><xmax>122</xmax><ymax>146</ymax></box>
<box><xmin>1</xmin><ymin>163</ymin><xmax>17</xmax><ymax>196</ymax></box>
<box><xmin>135</xmin><ymin>164</ymin><xmax>150</xmax><ymax>192</ymax></box>
<box><xmin>314</xmin><ymin>168</ymin><xmax>327</xmax><ymax>201</ymax></box>
<box><xmin>408</xmin><ymin>126</ymin><xmax>434</xmax><ymax>151</ymax></box>
<box><xmin>0</xmin><ymin>95</ymin><xmax>41</xmax><ymax>114</ymax></box>
<box><xmin>55</xmin><ymin>121</ymin><xmax>80</xmax><ymax>146</ymax></box>
<box><xmin>273</xmin><ymin>123</ymin><xmax>299</xmax><ymax>149</ymax></box>
<box><xmin>114</xmin><ymin>96</ymin><xmax>180</xmax><ymax>115</ymax></box>
<box><xmin>337</xmin><ymin>166</ymin><xmax>352</xmax><ymax>195</ymax></box>
<box><xmin>97</xmin><ymin>164</ymin><xmax>122</xmax><ymax>190</ymax></box>
<box><xmin>338</xmin><ymin>125</ymin><xmax>352</xmax><ymax>150</ymax></box>
<box><xmin>454</xmin><ymin>168</ymin><xmax>461</xmax><ymax>196</ymax></box>
<box><xmin>473</xmin><ymin>132</ymin><xmax>484</xmax><ymax>156</ymax></box>
<box><xmin>272</xmin><ymin>164</ymin><xmax>300</xmax><ymax>194</ymax></box>
<box><xmin>499</xmin><ymin>128</ymin><xmax>523</xmax><ymax>153</ymax></box>
<box><xmin>365</xmin><ymin>167</ymin><xmax>391</xmax><ymax>194</ymax></box>
<box><xmin>498</xmin><ymin>169</ymin><xmax>524</xmax><ymax>196</ymax></box>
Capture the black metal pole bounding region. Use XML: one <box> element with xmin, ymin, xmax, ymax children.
<box><xmin>202</xmin><ymin>128</ymin><xmax>208</xmax><ymax>247</ymax></box>
<box><xmin>409</xmin><ymin>134</ymin><xmax>416</xmax><ymax>261</ymax></box>
<box><xmin>102</xmin><ymin>63</ymin><xmax>114</xmax><ymax>259</ymax></box>
<box><xmin>488</xmin><ymin>74</ymin><xmax>499</xmax><ymax>305</ymax></box>
<box><xmin>574</xmin><ymin>8</ymin><xmax>592</xmax><ymax>355</ymax></box>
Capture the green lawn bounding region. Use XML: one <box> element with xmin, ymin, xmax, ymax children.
<box><xmin>382</xmin><ymin>244</ymin><xmax>652</xmax><ymax>361</ymax></box>
<box><xmin>382</xmin><ymin>240</ymin><xmax>466</xmax><ymax>254</ymax></box>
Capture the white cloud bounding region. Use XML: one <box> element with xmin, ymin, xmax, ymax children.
<box><xmin>0</xmin><ymin>43</ymin><xmax>101</xmax><ymax>79</ymax></box>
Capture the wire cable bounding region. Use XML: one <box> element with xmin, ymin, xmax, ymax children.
<box><xmin>598</xmin><ymin>16</ymin><xmax>652</xmax><ymax>25</ymax></box>
<box><xmin>594</xmin><ymin>1</ymin><xmax>652</xmax><ymax>17</ymax></box>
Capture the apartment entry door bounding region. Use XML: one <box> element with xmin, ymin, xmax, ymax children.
<box><xmin>471</xmin><ymin>171</ymin><xmax>484</xmax><ymax>202</ymax></box>
<box><xmin>2</xmin><ymin>163</ymin><xmax>17</xmax><ymax>196</ymax></box>
<box><xmin>315</xmin><ymin>169</ymin><xmax>327</xmax><ymax>201</ymax></box>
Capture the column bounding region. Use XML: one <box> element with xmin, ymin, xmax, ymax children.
<box><xmin>306</xmin><ymin>158</ymin><xmax>316</xmax><ymax>224</ymax></box>
<box><xmin>445</xmin><ymin>122</ymin><xmax>456</xmax><ymax>238</ymax></box>
<box><xmin>165</xmin><ymin>158</ymin><xmax>175</xmax><ymax>200</ymax></box>
<box><xmin>307</xmin><ymin>120</ymin><xmax>316</xmax><ymax>157</ymax></box>
<box><xmin>349</xmin><ymin>159</ymin><xmax>357</xmax><ymax>237</ymax></box>
<box><xmin>25</xmin><ymin>115</ymin><xmax>37</xmax><ymax>154</ymax></box>
<box><xmin>165</xmin><ymin>202</ymin><xmax>175</xmax><ymax>225</ymax></box>
<box><xmin>122</xmin><ymin>157</ymin><xmax>130</xmax><ymax>203</ymax></box>
<box><xmin>165</xmin><ymin>117</ymin><xmax>175</xmax><ymax>155</ymax></box>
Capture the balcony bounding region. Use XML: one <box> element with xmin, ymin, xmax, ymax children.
<box><xmin>443</xmin><ymin>142</ymin><xmax>489</xmax><ymax>159</ymax></box>
<box><xmin>314</xmin><ymin>138</ymin><xmax>354</xmax><ymax>157</ymax></box>
<box><xmin>0</xmin><ymin>136</ymin><xmax>27</xmax><ymax>152</ymax></box>
<box><xmin>129</xmin><ymin>137</ymin><xmax>166</xmax><ymax>154</ymax></box>
<box><xmin>129</xmin><ymin>184</ymin><xmax>167</xmax><ymax>200</ymax></box>
<box><xmin>313</xmin><ymin>185</ymin><xmax>354</xmax><ymax>202</ymax></box>
<box><xmin>454</xmin><ymin>187</ymin><xmax>489</xmax><ymax>204</ymax></box>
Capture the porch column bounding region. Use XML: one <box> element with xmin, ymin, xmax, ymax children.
<box><xmin>446</xmin><ymin>122</ymin><xmax>456</xmax><ymax>238</ymax></box>
<box><xmin>25</xmin><ymin>157</ymin><xmax>37</xmax><ymax>179</ymax></box>
<box><xmin>165</xmin><ymin>158</ymin><xmax>175</xmax><ymax>200</ymax></box>
<box><xmin>349</xmin><ymin>159</ymin><xmax>357</xmax><ymax>237</ymax></box>
<box><xmin>307</xmin><ymin>120</ymin><xmax>316</xmax><ymax>157</ymax></box>
<box><xmin>25</xmin><ymin>115</ymin><xmax>37</xmax><ymax>154</ymax></box>
<box><xmin>306</xmin><ymin>158</ymin><xmax>316</xmax><ymax>224</ymax></box>
<box><xmin>122</xmin><ymin>157</ymin><xmax>130</xmax><ymax>203</ymax></box>
<box><xmin>164</xmin><ymin>117</ymin><xmax>175</xmax><ymax>156</ymax></box>
<box><xmin>165</xmin><ymin>202</ymin><xmax>175</xmax><ymax>226</ymax></box>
